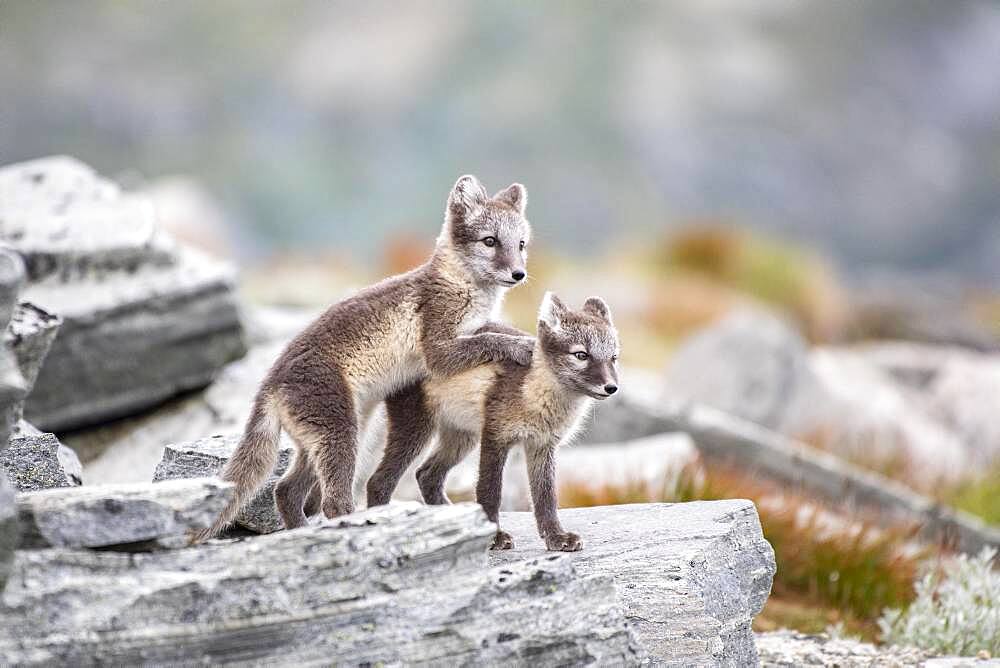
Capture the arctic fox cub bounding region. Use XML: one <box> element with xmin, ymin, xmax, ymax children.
<box><xmin>201</xmin><ymin>175</ymin><xmax>535</xmax><ymax>539</ymax></box>
<box><xmin>400</xmin><ymin>292</ymin><xmax>620</xmax><ymax>551</ymax></box>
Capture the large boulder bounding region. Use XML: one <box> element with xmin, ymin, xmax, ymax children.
<box><xmin>0</xmin><ymin>156</ymin><xmax>247</xmax><ymax>431</ymax></box>
<box><xmin>0</xmin><ymin>502</ymin><xmax>644</xmax><ymax>666</ymax></box>
<box><xmin>662</xmin><ymin>308</ymin><xmax>828</xmax><ymax>434</ymax></box>
<box><xmin>490</xmin><ymin>500</ymin><xmax>776</xmax><ymax>666</ymax></box>
<box><xmin>808</xmin><ymin>346</ymin><xmax>972</xmax><ymax>481</ymax></box>
<box><xmin>0</xmin><ymin>249</ymin><xmax>28</xmax><ymax>594</ymax></box>
<box><xmin>0</xmin><ymin>250</ymin><xmax>29</xmax><ymax>454</ymax></box>
<box><xmin>1</xmin><ymin>430</ymin><xmax>81</xmax><ymax>491</ymax></box>
<box><xmin>15</xmin><ymin>478</ymin><xmax>233</xmax><ymax>550</ymax></box>
<box><xmin>858</xmin><ymin>342</ymin><xmax>1000</xmax><ymax>466</ymax></box>
<box><xmin>153</xmin><ymin>434</ymin><xmax>293</xmax><ymax>533</ymax></box>
<box><xmin>72</xmin><ymin>308</ymin><xmax>313</xmax><ymax>483</ymax></box>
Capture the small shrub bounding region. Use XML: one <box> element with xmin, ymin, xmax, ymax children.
<box><xmin>879</xmin><ymin>548</ymin><xmax>1000</xmax><ymax>656</ymax></box>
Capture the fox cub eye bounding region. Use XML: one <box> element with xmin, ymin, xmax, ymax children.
<box><xmin>573</xmin><ymin>351</ymin><xmax>589</xmax><ymax>361</ymax></box>
<box><xmin>482</xmin><ymin>236</ymin><xmax>497</xmax><ymax>247</ymax></box>
<box><xmin>519</xmin><ymin>240</ymin><xmax>525</xmax><ymax>251</ymax></box>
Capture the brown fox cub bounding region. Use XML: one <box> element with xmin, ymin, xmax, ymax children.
<box><xmin>200</xmin><ymin>175</ymin><xmax>535</xmax><ymax>538</ymax></box>
<box><xmin>406</xmin><ymin>292</ymin><xmax>620</xmax><ymax>552</ymax></box>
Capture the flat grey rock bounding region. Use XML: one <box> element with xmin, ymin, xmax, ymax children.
<box><xmin>0</xmin><ymin>502</ymin><xmax>642</xmax><ymax>666</ymax></box>
<box><xmin>15</xmin><ymin>477</ymin><xmax>232</xmax><ymax>550</ymax></box>
<box><xmin>1</xmin><ymin>432</ymin><xmax>81</xmax><ymax>491</ymax></box>
<box><xmin>153</xmin><ymin>433</ymin><xmax>294</xmax><ymax>533</ymax></box>
<box><xmin>491</xmin><ymin>500</ymin><xmax>776</xmax><ymax>666</ymax></box>
<box><xmin>0</xmin><ymin>473</ymin><xmax>15</xmax><ymax>592</ymax></box>
<box><xmin>662</xmin><ymin>307</ymin><xmax>828</xmax><ymax>433</ymax></box>
<box><xmin>0</xmin><ymin>156</ymin><xmax>247</xmax><ymax>432</ymax></box>
<box><xmin>756</xmin><ymin>630</ymin><xmax>998</xmax><ymax>667</ymax></box>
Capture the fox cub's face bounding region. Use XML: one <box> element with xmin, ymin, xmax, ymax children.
<box><xmin>444</xmin><ymin>175</ymin><xmax>531</xmax><ymax>289</ymax></box>
<box><xmin>537</xmin><ymin>293</ymin><xmax>620</xmax><ymax>400</ymax></box>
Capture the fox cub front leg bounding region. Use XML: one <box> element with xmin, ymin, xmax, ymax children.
<box><xmin>477</xmin><ymin>435</ymin><xmax>514</xmax><ymax>550</ymax></box>
<box><xmin>526</xmin><ymin>445</ymin><xmax>581</xmax><ymax>552</ymax></box>
<box><xmin>426</xmin><ymin>331</ymin><xmax>534</xmax><ymax>376</ymax></box>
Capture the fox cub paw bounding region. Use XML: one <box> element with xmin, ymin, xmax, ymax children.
<box><xmin>490</xmin><ymin>530</ymin><xmax>515</xmax><ymax>550</ymax></box>
<box><xmin>503</xmin><ymin>336</ymin><xmax>535</xmax><ymax>366</ymax></box>
<box><xmin>544</xmin><ymin>531</ymin><xmax>582</xmax><ymax>552</ymax></box>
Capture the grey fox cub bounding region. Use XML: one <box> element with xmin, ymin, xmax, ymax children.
<box><xmin>200</xmin><ymin>175</ymin><xmax>535</xmax><ymax>539</ymax></box>
<box><xmin>385</xmin><ymin>292</ymin><xmax>620</xmax><ymax>551</ymax></box>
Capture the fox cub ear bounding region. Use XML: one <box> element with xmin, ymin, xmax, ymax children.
<box><xmin>448</xmin><ymin>175</ymin><xmax>488</xmax><ymax>220</ymax></box>
<box><xmin>538</xmin><ymin>291</ymin><xmax>568</xmax><ymax>330</ymax></box>
<box><xmin>494</xmin><ymin>183</ymin><xmax>527</xmax><ymax>215</ymax></box>
<box><xmin>583</xmin><ymin>297</ymin><xmax>613</xmax><ymax>325</ymax></box>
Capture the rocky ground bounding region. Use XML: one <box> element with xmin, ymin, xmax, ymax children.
<box><xmin>756</xmin><ymin>630</ymin><xmax>998</xmax><ymax>668</ymax></box>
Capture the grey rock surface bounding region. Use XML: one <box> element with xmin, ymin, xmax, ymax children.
<box><xmin>859</xmin><ymin>342</ymin><xmax>1000</xmax><ymax>466</ymax></box>
<box><xmin>0</xmin><ymin>249</ymin><xmax>28</xmax><ymax>594</ymax></box>
<box><xmin>0</xmin><ymin>502</ymin><xmax>643</xmax><ymax>666</ymax></box>
<box><xmin>662</xmin><ymin>308</ymin><xmax>828</xmax><ymax>433</ymax></box>
<box><xmin>0</xmin><ymin>473</ymin><xmax>15</xmax><ymax>593</ymax></box>
<box><xmin>153</xmin><ymin>433</ymin><xmax>294</xmax><ymax>533</ymax></box>
<box><xmin>1</xmin><ymin>432</ymin><xmax>81</xmax><ymax>491</ymax></box>
<box><xmin>491</xmin><ymin>500</ymin><xmax>776</xmax><ymax>666</ymax></box>
<box><xmin>756</xmin><ymin>630</ymin><xmax>998</xmax><ymax>668</ymax></box>
<box><xmin>0</xmin><ymin>250</ymin><xmax>28</xmax><ymax>456</ymax></box>
<box><xmin>4</xmin><ymin>303</ymin><xmax>60</xmax><ymax>424</ymax></box>
<box><xmin>0</xmin><ymin>156</ymin><xmax>247</xmax><ymax>431</ymax></box>
<box><xmin>76</xmin><ymin>338</ymin><xmax>292</xmax><ymax>483</ymax></box>
<box><xmin>15</xmin><ymin>477</ymin><xmax>232</xmax><ymax>550</ymax></box>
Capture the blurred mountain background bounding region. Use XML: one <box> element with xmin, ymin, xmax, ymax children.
<box><xmin>2</xmin><ymin>0</ymin><xmax>999</xmax><ymax>288</ymax></box>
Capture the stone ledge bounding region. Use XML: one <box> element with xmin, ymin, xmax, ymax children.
<box><xmin>491</xmin><ymin>500</ymin><xmax>776</xmax><ymax>666</ymax></box>
<box><xmin>0</xmin><ymin>502</ymin><xmax>643</xmax><ymax>666</ymax></box>
<box><xmin>15</xmin><ymin>477</ymin><xmax>232</xmax><ymax>549</ymax></box>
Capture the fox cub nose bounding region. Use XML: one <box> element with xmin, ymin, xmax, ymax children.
<box><xmin>511</xmin><ymin>270</ymin><xmax>526</xmax><ymax>282</ymax></box>
<box><xmin>604</xmin><ymin>384</ymin><xmax>618</xmax><ymax>395</ymax></box>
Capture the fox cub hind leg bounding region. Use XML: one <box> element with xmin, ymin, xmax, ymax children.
<box><xmin>274</xmin><ymin>446</ymin><xmax>318</xmax><ymax>529</ymax></box>
<box><xmin>415</xmin><ymin>425</ymin><xmax>479</xmax><ymax>505</ymax></box>
<box><xmin>275</xmin><ymin>374</ymin><xmax>358</xmax><ymax>522</ymax></box>
<box><xmin>366</xmin><ymin>383</ymin><xmax>436</xmax><ymax>507</ymax></box>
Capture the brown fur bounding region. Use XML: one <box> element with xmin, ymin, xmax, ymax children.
<box><xmin>371</xmin><ymin>294</ymin><xmax>620</xmax><ymax>552</ymax></box>
<box><xmin>197</xmin><ymin>175</ymin><xmax>535</xmax><ymax>540</ymax></box>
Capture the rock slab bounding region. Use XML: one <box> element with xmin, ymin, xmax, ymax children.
<box><xmin>0</xmin><ymin>502</ymin><xmax>643</xmax><ymax>666</ymax></box>
<box><xmin>16</xmin><ymin>477</ymin><xmax>233</xmax><ymax>550</ymax></box>
<box><xmin>1</xmin><ymin>431</ymin><xmax>81</xmax><ymax>491</ymax></box>
<box><xmin>0</xmin><ymin>474</ymin><xmax>15</xmax><ymax>593</ymax></box>
<box><xmin>0</xmin><ymin>248</ymin><xmax>28</xmax><ymax>594</ymax></box>
<box><xmin>0</xmin><ymin>156</ymin><xmax>247</xmax><ymax>431</ymax></box>
<box><xmin>153</xmin><ymin>433</ymin><xmax>293</xmax><ymax>533</ymax></box>
<box><xmin>491</xmin><ymin>499</ymin><xmax>776</xmax><ymax>666</ymax></box>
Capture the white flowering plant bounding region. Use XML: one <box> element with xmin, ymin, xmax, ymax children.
<box><xmin>879</xmin><ymin>547</ymin><xmax>999</xmax><ymax>656</ymax></box>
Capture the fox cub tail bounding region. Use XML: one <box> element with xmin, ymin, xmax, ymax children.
<box><xmin>192</xmin><ymin>392</ymin><xmax>282</xmax><ymax>542</ymax></box>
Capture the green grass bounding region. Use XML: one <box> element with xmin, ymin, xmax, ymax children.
<box><xmin>943</xmin><ymin>460</ymin><xmax>1000</xmax><ymax>526</ymax></box>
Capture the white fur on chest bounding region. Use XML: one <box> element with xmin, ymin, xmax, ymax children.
<box><xmin>456</xmin><ymin>287</ymin><xmax>505</xmax><ymax>334</ymax></box>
